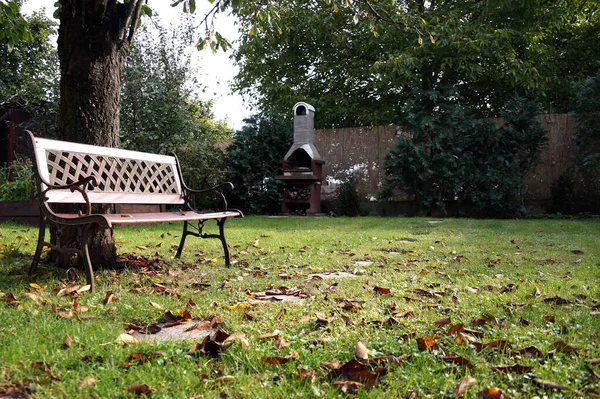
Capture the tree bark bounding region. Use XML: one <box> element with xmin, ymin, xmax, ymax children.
<box><xmin>54</xmin><ymin>0</ymin><xmax>142</xmax><ymax>269</ymax></box>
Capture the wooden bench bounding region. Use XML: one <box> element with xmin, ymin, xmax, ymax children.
<box><xmin>27</xmin><ymin>131</ymin><xmax>243</xmax><ymax>291</ymax></box>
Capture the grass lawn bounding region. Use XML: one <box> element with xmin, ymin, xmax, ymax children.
<box><xmin>1</xmin><ymin>216</ymin><xmax>599</xmax><ymax>398</ymax></box>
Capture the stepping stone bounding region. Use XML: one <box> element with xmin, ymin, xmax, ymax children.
<box><xmin>353</xmin><ymin>261</ymin><xmax>373</xmax><ymax>267</ymax></box>
<box><xmin>309</xmin><ymin>271</ymin><xmax>355</xmax><ymax>280</ymax></box>
<box><xmin>133</xmin><ymin>321</ymin><xmax>215</xmax><ymax>342</ymax></box>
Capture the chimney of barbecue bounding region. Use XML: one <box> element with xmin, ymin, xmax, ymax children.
<box><xmin>284</xmin><ymin>102</ymin><xmax>322</xmax><ymax>162</ymax></box>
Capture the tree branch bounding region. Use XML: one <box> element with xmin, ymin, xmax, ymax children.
<box><xmin>126</xmin><ymin>0</ymin><xmax>145</xmax><ymax>45</ymax></box>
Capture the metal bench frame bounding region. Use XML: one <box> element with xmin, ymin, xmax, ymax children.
<box><xmin>27</xmin><ymin>131</ymin><xmax>243</xmax><ymax>291</ymax></box>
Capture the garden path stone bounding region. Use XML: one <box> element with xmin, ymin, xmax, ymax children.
<box><xmin>353</xmin><ymin>261</ymin><xmax>373</xmax><ymax>267</ymax></box>
<box><xmin>133</xmin><ymin>321</ymin><xmax>215</xmax><ymax>342</ymax></box>
<box><xmin>309</xmin><ymin>271</ymin><xmax>355</xmax><ymax>279</ymax></box>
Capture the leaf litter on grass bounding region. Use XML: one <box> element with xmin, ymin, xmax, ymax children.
<box><xmin>2</xmin><ymin>219</ymin><xmax>600</xmax><ymax>397</ymax></box>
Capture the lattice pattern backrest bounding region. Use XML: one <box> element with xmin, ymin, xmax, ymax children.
<box><xmin>45</xmin><ymin>149</ymin><xmax>181</xmax><ymax>194</ymax></box>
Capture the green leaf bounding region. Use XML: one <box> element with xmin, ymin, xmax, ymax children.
<box><xmin>141</xmin><ymin>5</ymin><xmax>152</xmax><ymax>17</ymax></box>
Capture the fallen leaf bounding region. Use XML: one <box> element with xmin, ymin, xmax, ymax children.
<box><xmin>260</xmin><ymin>356</ymin><xmax>293</xmax><ymax>364</ymax></box>
<box><xmin>476</xmin><ymin>387</ymin><xmax>507</xmax><ymax>399</ymax></box>
<box><xmin>544</xmin><ymin>296</ymin><xmax>570</xmax><ymax>305</ymax></box>
<box><xmin>434</xmin><ymin>317</ymin><xmax>451</xmax><ymax>327</ymax></box>
<box><xmin>149</xmin><ymin>301</ymin><xmax>163</xmax><ymax>310</ymax></box>
<box><xmin>374</xmin><ymin>286</ymin><xmax>391</xmax><ymax>295</ymax></box>
<box><xmin>274</xmin><ymin>308</ymin><xmax>286</xmax><ymax>321</ymax></box>
<box><xmin>454</xmin><ymin>375</ymin><xmax>476</xmax><ymax>397</ymax></box>
<box><xmin>492</xmin><ymin>364</ymin><xmax>532</xmax><ymax>374</ymax></box>
<box><xmin>103</xmin><ymin>291</ymin><xmax>114</xmax><ymax>305</ymax></box>
<box><xmin>533</xmin><ymin>379</ymin><xmax>570</xmax><ymax>391</ymax></box>
<box><xmin>213</xmin><ymin>376</ymin><xmax>235</xmax><ymax>384</ymax></box>
<box><xmin>31</xmin><ymin>361</ymin><xmax>60</xmax><ymax>380</ymax></box>
<box><xmin>333</xmin><ymin>380</ymin><xmax>363</xmax><ymax>393</ymax></box>
<box><xmin>115</xmin><ymin>333</ymin><xmax>140</xmax><ymax>345</ymax></box>
<box><xmin>416</xmin><ymin>336</ymin><xmax>436</xmax><ymax>351</ymax></box>
<box><xmin>297</xmin><ymin>368</ymin><xmax>316</xmax><ymax>382</ymax></box>
<box><xmin>124</xmin><ymin>383</ymin><xmax>152</xmax><ymax>394</ymax></box>
<box><xmin>513</xmin><ymin>346</ymin><xmax>544</xmax><ymax>358</ymax></box>
<box><xmin>474</xmin><ymin>340</ymin><xmax>510</xmax><ymax>352</ymax></box>
<box><xmin>77</xmin><ymin>285</ymin><xmax>91</xmax><ymax>293</ymax></box>
<box><xmin>1</xmin><ymin>293</ymin><xmax>17</xmax><ymax>303</ymax></box>
<box><xmin>553</xmin><ymin>340</ymin><xmax>578</xmax><ymax>354</ymax></box>
<box><xmin>78</xmin><ymin>376</ymin><xmax>96</xmax><ymax>388</ymax></box>
<box><xmin>64</xmin><ymin>334</ymin><xmax>73</xmax><ymax>349</ymax></box>
<box><xmin>440</xmin><ymin>355</ymin><xmax>473</xmax><ymax>369</ymax></box>
<box><xmin>258</xmin><ymin>330</ymin><xmax>282</xmax><ymax>339</ymax></box>
<box><xmin>355</xmin><ymin>341</ymin><xmax>368</xmax><ymax>360</ymax></box>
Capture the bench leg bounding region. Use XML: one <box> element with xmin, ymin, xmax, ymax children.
<box><xmin>80</xmin><ymin>224</ymin><xmax>96</xmax><ymax>292</ymax></box>
<box><xmin>175</xmin><ymin>221</ymin><xmax>189</xmax><ymax>259</ymax></box>
<box><xmin>29</xmin><ymin>217</ymin><xmax>46</xmax><ymax>276</ymax></box>
<box><xmin>218</xmin><ymin>218</ymin><xmax>231</xmax><ymax>267</ymax></box>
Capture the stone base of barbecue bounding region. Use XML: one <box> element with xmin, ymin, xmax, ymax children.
<box><xmin>276</xmin><ymin>160</ymin><xmax>324</xmax><ymax>215</ymax></box>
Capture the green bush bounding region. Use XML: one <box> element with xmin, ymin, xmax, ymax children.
<box><xmin>378</xmin><ymin>89</ymin><xmax>548</xmax><ymax>217</ymax></box>
<box><xmin>335</xmin><ymin>172</ymin><xmax>362</xmax><ymax>216</ymax></box>
<box><xmin>0</xmin><ymin>158</ymin><xmax>36</xmax><ymax>201</ymax></box>
<box><xmin>226</xmin><ymin>114</ymin><xmax>291</xmax><ymax>214</ymax></box>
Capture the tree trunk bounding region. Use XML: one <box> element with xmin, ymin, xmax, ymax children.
<box><xmin>54</xmin><ymin>0</ymin><xmax>141</xmax><ymax>269</ymax></box>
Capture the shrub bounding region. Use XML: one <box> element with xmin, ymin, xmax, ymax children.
<box><xmin>0</xmin><ymin>158</ymin><xmax>36</xmax><ymax>201</ymax></box>
<box><xmin>378</xmin><ymin>89</ymin><xmax>548</xmax><ymax>217</ymax></box>
<box><xmin>227</xmin><ymin>114</ymin><xmax>291</xmax><ymax>214</ymax></box>
<box><xmin>335</xmin><ymin>172</ymin><xmax>362</xmax><ymax>216</ymax></box>
<box><xmin>550</xmin><ymin>172</ymin><xmax>575</xmax><ymax>215</ymax></box>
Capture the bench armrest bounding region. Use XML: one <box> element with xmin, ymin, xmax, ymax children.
<box><xmin>40</xmin><ymin>176</ymin><xmax>98</xmax><ymax>216</ymax></box>
<box><xmin>182</xmin><ymin>182</ymin><xmax>234</xmax><ymax>212</ymax></box>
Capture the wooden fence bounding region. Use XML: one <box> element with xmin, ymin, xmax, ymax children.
<box><xmin>315</xmin><ymin>113</ymin><xmax>595</xmax><ymax>211</ymax></box>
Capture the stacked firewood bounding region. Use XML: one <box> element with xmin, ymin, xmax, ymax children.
<box><xmin>283</xmin><ymin>186</ymin><xmax>312</xmax><ymax>200</ymax></box>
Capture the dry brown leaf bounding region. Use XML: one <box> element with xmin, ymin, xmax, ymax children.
<box><xmin>258</xmin><ymin>330</ymin><xmax>282</xmax><ymax>340</ymax></box>
<box><xmin>416</xmin><ymin>336</ymin><xmax>436</xmax><ymax>351</ymax></box>
<box><xmin>103</xmin><ymin>291</ymin><xmax>114</xmax><ymax>305</ymax></box>
<box><xmin>476</xmin><ymin>387</ymin><xmax>507</xmax><ymax>399</ymax></box>
<box><xmin>374</xmin><ymin>286</ymin><xmax>391</xmax><ymax>295</ymax></box>
<box><xmin>355</xmin><ymin>341</ymin><xmax>368</xmax><ymax>360</ymax></box>
<box><xmin>260</xmin><ymin>356</ymin><xmax>292</xmax><ymax>365</ymax></box>
<box><xmin>320</xmin><ymin>359</ymin><xmax>341</xmax><ymax>370</ymax></box>
<box><xmin>454</xmin><ymin>375</ymin><xmax>476</xmax><ymax>397</ymax></box>
<box><xmin>115</xmin><ymin>333</ymin><xmax>140</xmax><ymax>345</ymax></box>
<box><xmin>491</xmin><ymin>364</ymin><xmax>533</xmax><ymax>374</ymax></box>
<box><xmin>56</xmin><ymin>309</ymin><xmax>73</xmax><ymax>319</ymax></box>
<box><xmin>31</xmin><ymin>361</ymin><xmax>60</xmax><ymax>380</ymax></box>
<box><xmin>333</xmin><ymin>380</ymin><xmax>363</xmax><ymax>393</ymax></box>
<box><xmin>274</xmin><ymin>336</ymin><xmax>289</xmax><ymax>349</ymax></box>
<box><xmin>77</xmin><ymin>285</ymin><xmax>91</xmax><ymax>293</ymax></box>
<box><xmin>78</xmin><ymin>377</ymin><xmax>96</xmax><ymax>389</ymax></box>
<box><xmin>440</xmin><ymin>355</ymin><xmax>473</xmax><ymax>369</ymax></box>
<box><xmin>124</xmin><ymin>383</ymin><xmax>152</xmax><ymax>394</ymax></box>
<box><xmin>533</xmin><ymin>379</ymin><xmax>570</xmax><ymax>391</ymax></box>
<box><xmin>434</xmin><ymin>317</ymin><xmax>451</xmax><ymax>327</ymax></box>
<box><xmin>64</xmin><ymin>334</ymin><xmax>73</xmax><ymax>349</ymax></box>
<box><xmin>553</xmin><ymin>340</ymin><xmax>578</xmax><ymax>354</ymax></box>
<box><xmin>274</xmin><ymin>308</ymin><xmax>286</xmax><ymax>321</ymax></box>
<box><xmin>213</xmin><ymin>376</ymin><xmax>235</xmax><ymax>384</ymax></box>
<box><xmin>297</xmin><ymin>368</ymin><xmax>316</xmax><ymax>382</ymax></box>
<box><xmin>149</xmin><ymin>301</ymin><xmax>163</xmax><ymax>310</ymax></box>
<box><xmin>513</xmin><ymin>346</ymin><xmax>544</xmax><ymax>358</ymax></box>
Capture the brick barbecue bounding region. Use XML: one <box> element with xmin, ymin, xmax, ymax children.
<box><xmin>275</xmin><ymin>102</ymin><xmax>324</xmax><ymax>215</ymax></box>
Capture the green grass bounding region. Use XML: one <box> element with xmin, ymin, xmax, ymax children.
<box><xmin>1</xmin><ymin>216</ymin><xmax>599</xmax><ymax>398</ymax></box>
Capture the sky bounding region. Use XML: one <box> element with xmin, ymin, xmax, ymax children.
<box><xmin>21</xmin><ymin>0</ymin><xmax>252</xmax><ymax>130</ymax></box>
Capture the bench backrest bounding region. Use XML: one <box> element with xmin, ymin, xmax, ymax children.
<box><xmin>30</xmin><ymin>133</ymin><xmax>185</xmax><ymax>205</ymax></box>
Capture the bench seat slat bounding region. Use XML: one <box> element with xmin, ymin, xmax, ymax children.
<box><xmin>55</xmin><ymin>211</ymin><xmax>242</xmax><ymax>225</ymax></box>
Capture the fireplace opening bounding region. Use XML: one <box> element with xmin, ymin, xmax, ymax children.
<box><xmin>287</xmin><ymin>148</ymin><xmax>312</xmax><ymax>171</ymax></box>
